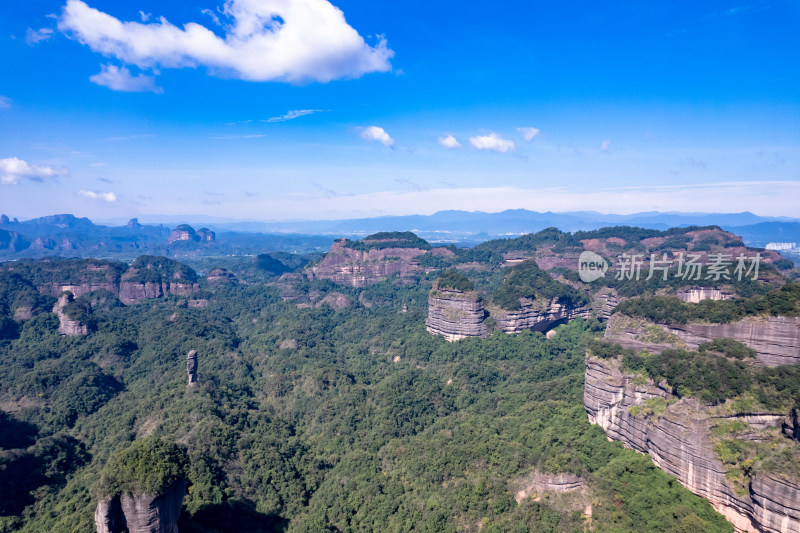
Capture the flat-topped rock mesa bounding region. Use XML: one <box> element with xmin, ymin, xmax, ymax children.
<box><xmin>584</xmin><ymin>354</ymin><xmax>800</xmax><ymax>533</ymax></box>
<box><xmin>119</xmin><ymin>256</ymin><xmax>199</xmax><ymax>305</ymax></box>
<box><xmin>53</xmin><ymin>291</ymin><xmax>92</xmax><ymax>336</ymax></box>
<box><xmin>206</xmin><ymin>268</ymin><xmax>238</xmax><ymax>285</ymax></box>
<box><xmin>0</xmin><ymin>258</ymin><xmax>125</xmax><ymax>299</ymax></box>
<box><xmin>95</xmin><ymin>439</ymin><xmax>189</xmax><ymax>533</ymax></box>
<box><xmin>605</xmin><ymin>312</ymin><xmax>800</xmax><ymax>367</ymax></box>
<box><xmin>307</xmin><ymin>232</ymin><xmax>442</xmax><ymax>287</ymax></box>
<box><xmin>488</xmin><ymin>260</ymin><xmax>592</xmax><ymax>334</ymax></box>
<box><xmin>167</xmin><ymin>224</ymin><xmax>215</xmax><ymax>245</ymax></box>
<box><xmin>426</xmin><ymin>272</ymin><xmax>487</xmax><ymax>341</ymax></box>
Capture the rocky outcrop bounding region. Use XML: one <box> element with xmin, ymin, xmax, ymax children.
<box><xmin>493</xmin><ymin>297</ymin><xmax>591</xmax><ymax>334</ymax></box>
<box><xmin>187</xmin><ymin>350</ymin><xmax>197</xmax><ymax>386</ymax></box>
<box><xmin>53</xmin><ymin>292</ymin><xmax>91</xmax><ymax>336</ymax></box>
<box><xmin>195</xmin><ymin>228</ymin><xmax>215</xmax><ymax>242</ymax></box>
<box><xmin>167</xmin><ymin>225</ymin><xmax>197</xmax><ymax>244</ymax></box>
<box><xmin>513</xmin><ymin>471</ymin><xmax>586</xmax><ymax>503</ymax></box>
<box><xmin>592</xmin><ymin>288</ymin><xmax>619</xmax><ymax>321</ymax></box>
<box><xmin>42</xmin><ymin>282</ymin><xmax>118</xmax><ymax>299</ymax></box>
<box><xmin>118</xmin><ymin>281</ymin><xmax>199</xmax><ymax>305</ymax></box>
<box><xmin>95</xmin><ymin>478</ymin><xmax>185</xmax><ymax>533</ymax></box>
<box><xmin>206</xmin><ymin>268</ymin><xmax>237</xmax><ymax>285</ymax></box>
<box><xmin>585</xmin><ymin>356</ymin><xmax>800</xmax><ymax>533</ymax></box>
<box><xmin>665</xmin><ymin>317</ymin><xmax>800</xmax><ymax>367</ymax></box>
<box><xmin>315</xmin><ymin>292</ymin><xmax>351</xmax><ymax>310</ymax></box>
<box><xmin>604</xmin><ymin>313</ymin><xmax>800</xmax><ymax>367</ymax></box>
<box><xmin>677</xmin><ymin>286</ymin><xmax>735</xmax><ymax>303</ymax></box>
<box><xmin>426</xmin><ymin>288</ymin><xmax>487</xmax><ymax>341</ymax></box>
<box><xmin>308</xmin><ymin>239</ymin><xmax>428</xmax><ymax>287</ymax></box>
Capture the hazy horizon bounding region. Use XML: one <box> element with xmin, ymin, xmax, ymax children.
<box><xmin>2</xmin><ymin>1</ymin><xmax>798</xmax><ymax>221</ymax></box>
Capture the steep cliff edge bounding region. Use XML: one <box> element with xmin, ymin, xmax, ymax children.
<box><xmin>53</xmin><ymin>291</ymin><xmax>92</xmax><ymax>336</ymax></box>
<box><xmin>492</xmin><ymin>297</ymin><xmax>591</xmax><ymax>334</ymax></box>
<box><xmin>95</xmin><ymin>478</ymin><xmax>185</xmax><ymax>533</ymax></box>
<box><xmin>307</xmin><ymin>237</ymin><xmax>429</xmax><ymax>287</ymax></box>
<box><xmin>426</xmin><ymin>288</ymin><xmax>487</xmax><ymax>341</ymax></box>
<box><xmin>585</xmin><ymin>354</ymin><xmax>800</xmax><ymax>532</ymax></box>
<box><xmin>119</xmin><ymin>256</ymin><xmax>199</xmax><ymax>305</ymax></box>
<box><xmin>604</xmin><ymin>313</ymin><xmax>800</xmax><ymax>367</ymax></box>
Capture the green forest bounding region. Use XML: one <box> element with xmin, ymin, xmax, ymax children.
<box><xmin>0</xmin><ymin>258</ymin><xmax>739</xmax><ymax>533</ymax></box>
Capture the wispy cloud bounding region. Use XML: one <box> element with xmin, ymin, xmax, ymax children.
<box><xmin>138</xmin><ymin>11</ymin><xmax>150</xmax><ymax>22</ymax></box>
<box><xmin>97</xmin><ymin>177</ymin><xmax>113</xmax><ymax>183</ymax></box>
<box><xmin>360</xmin><ymin>126</ymin><xmax>394</xmax><ymax>147</ymax></box>
<box><xmin>0</xmin><ymin>157</ymin><xmax>69</xmax><ymax>185</ymax></box>
<box><xmin>58</xmin><ymin>0</ymin><xmax>393</xmax><ymax>85</ymax></box>
<box><xmin>469</xmin><ymin>132</ymin><xmax>515</xmax><ymax>153</ymax></box>
<box><xmin>78</xmin><ymin>190</ymin><xmax>117</xmax><ymax>202</ymax></box>
<box><xmin>26</xmin><ymin>27</ymin><xmax>54</xmax><ymax>45</ymax></box>
<box><xmin>312</xmin><ymin>182</ymin><xmax>353</xmax><ymax>198</ymax></box>
<box><xmin>91</xmin><ymin>162</ymin><xmax>107</xmax><ymax>167</ymax></box>
<box><xmin>266</xmin><ymin>109</ymin><xmax>321</xmax><ymax>122</ymax></box>
<box><xmin>200</xmin><ymin>8</ymin><xmax>221</xmax><ymax>26</ymax></box>
<box><xmin>0</xmin><ymin>96</ymin><xmax>11</xmax><ymax>109</ymax></box>
<box><xmin>395</xmin><ymin>178</ymin><xmax>428</xmax><ymax>192</ymax></box>
<box><xmin>517</xmin><ymin>127</ymin><xmax>540</xmax><ymax>141</ymax></box>
<box><xmin>600</xmin><ymin>140</ymin><xmax>611</xmax><ymax>152</ymax></box>
<box><xmin>90</xmin><ymin>65</ymin><xmax>162</xmax><ymax>93</ymax></box>
<box><xmin>438</xmin><ymin>134</ymin><xmax>461</xmax><ymax>149</ymax></box>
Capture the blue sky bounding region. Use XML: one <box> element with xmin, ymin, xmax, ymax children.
<box><xmin>1</xmin><ymin>0</ymin><xmax>798</xmax><ymax>221</ymax></box>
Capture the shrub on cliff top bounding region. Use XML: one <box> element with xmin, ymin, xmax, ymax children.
<box><xmin>101</xmin><ymin>437</ymin><xmax>189</xmax><ymax>496</ymax></box>
<box><xmin>343</xmin><ymin>231</ymin><xmax>431</xmax><ymax>251</ymax></box>
<box><xmin>436</xmin><ymin>270</ymin><xmax>474</xmax><ymax>292</ymax></box>
<box><xmin>491</xmin><ymin>260</ymin><xmax>589</xmax><ymax>311</ymax></box>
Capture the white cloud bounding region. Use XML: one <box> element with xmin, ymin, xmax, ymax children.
<box><xmin>600</xmin><ymin>140</ymin><xmax>611</xmax><ymax>152</ymax></box>
<box><xmin>0</xmin><ymin>96</ymin><xmax>10</xmax><ymax>109</ymax></box>
<box><xmin>0</xmin><ymin>157</ymin><xmax>69</xmax><ymax>185</ymax></box>
<box><xmin>89</xmin><ymin>64</ymin><xmax>162</xmax><ymax>93</ymax></box>
<box><xmin>58</xmin><ymin>0</ymin><xmax>393</xmax><ymax>84</ymax></box>
<box><xmin>469</xmin><ymin>133</ymin><xmax>515</xmax><ymax>153</ymax></box>
<box><xmin>518</xmin><ymin>127</ymin><xmax>540</xmax><ymax>141</ymax></box>
<box><xmin>200</xmin><ymin>8</ymin><xmax>221</xmax><ymax>26</ymax></box>
<box><xmin>438</xmin><ymin>134</ymin><xmax>461</xmax><ymax>149</ymax></box>
<box><xmin>26</xmin><ymin>27</ymin><xmax>54</xmax><ymax>45</ymax></box>
<box><xmin>139</xmin><ymin>11</ymin><xmax>150</xmax><ymax>22</ymax></box>
<box><xmin>266</xmin><ymin>109</ymin><xmax>319</xmax><ymax>122</ymax></box>
<box><xmin>361</xmin><ymin>126</ymin><xmax>394</xmax><ymax>146</ymax></box>
<box><xmin>78</xmin><ymin>190</ymin><xmax>117</xmax><ymax>202</ymax></box>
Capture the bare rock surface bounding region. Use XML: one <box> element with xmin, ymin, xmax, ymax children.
<box><xmin>585</xmin><ymin>356</ymin><xmax>800</xmax><ymax>532</ymax></box>
<box><xmin>426</xmin><ymin>288</ymin><xmax>487</xmax><ymax>341</ymax></box>
<box><xmin>307</xmin><ymin>239</ymin><xmax>427</xmax><ymax>287</ymax></box>
<box><xmin>493</xmin><ymin>297</ymin><xmax>591</xmax><ymax>334</ymax></box>
<box><xmin>677</xmin><ymin>286</ymin><xmax>735</xmax><ymax>303</ymax></box>
<box><xmin>95</xmin><ymin>478</ymin><xmax>185</xmax><ymax>533</ymax></box>
<box><xmin>53</xmin><ymin>292</ymin><xmax>90</xmax><ymax>336</ymax></box>
<box><xmin>186</xmin><ymin>350</ymin><xmax>197</xmax><ymax>386</ymax></box>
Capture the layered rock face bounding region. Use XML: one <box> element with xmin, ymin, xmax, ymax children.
<box><xmin>493</xmin><ymin>297</ymin><xmax>591</xmax><ymax>334</ymax></box>
<box><xmin>513</xmin><ymin>471</ymin><xmax>586</xmax><ymax>503</ymax></box>
<box><xmin>592</xmin><ymin>288</ymin><xmax>619</xmax><ymax>321</ymax></box>
<box><xmin>307</xmin><ymin>239</ymin><xmax>427</xmax><ymax>287</ymax></box>
<box><xmin>426</xmin><ymin>288</ymin><xmax>487</xmax><ymax>341</ymax></box>
<box><xmin>604</xmin><ymin>313</ymin><xmax>800</xmax><ymax>367</ymax></box>
<box><xmin>666</xmin><ymin>317</ymin><xmax>800</xmax><ymax>367</ymax></box>
<box><xmin>677</xmin><ymin>286</ymin><xmax>735</xmax><ymax>303</ymax></box>
<box><xmin>53</xmin><ymin>292</ymin><xmax>90</xmax><ymax>336</ymax></box>
<box><xmin>167</xmin><ymin>225</ymin><xmax>197</xmax><ymax>244</ymax></box>
<box><xmin>585</xmin><ymin>356</ymin><xmax>800</xmax><ymax>533</ymax></box>
<box><xmin>118</xmin><ymin>281</ymin><xmax>199</xmax><ymax>305</ymax></box>
<box><xmin>95</xmin><ymin>478</ymin><xmax>185</xmax><ymax>533</ymax></box>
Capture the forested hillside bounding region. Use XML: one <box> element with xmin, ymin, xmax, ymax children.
<box><xmin>0</xmin><ymin>255</ymin><xmax>737</xmax><ymax>532</ymax></box>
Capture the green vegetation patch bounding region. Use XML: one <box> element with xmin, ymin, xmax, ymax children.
<box><xmin>343</xmin><ymin>231</ymin><xmax>432</xmax><ymax>251</ymax></box>
<box><xmin>492</xmin><ymin>260</ymin><xmax>589</xmax><ymax>311</ymax></box>
<box><xmin>101</xmin><ymin>438</ymin><xmax>189</xmax><ymax>496</ymax></box>
<box><xmin>436</xmin><ymin>269</ymin><xmax>474</xmax><ymax>292</ymax></box>
<box><xmin>616</xmin><ymin>282</ymin><xmax>800</xmax><ymax>324</ymax></box>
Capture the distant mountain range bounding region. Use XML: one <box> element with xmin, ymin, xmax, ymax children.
<box><xmin>2</xmin><ymin>210</ymin><xmax>799</xmax><ymax>260</ymax></box>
